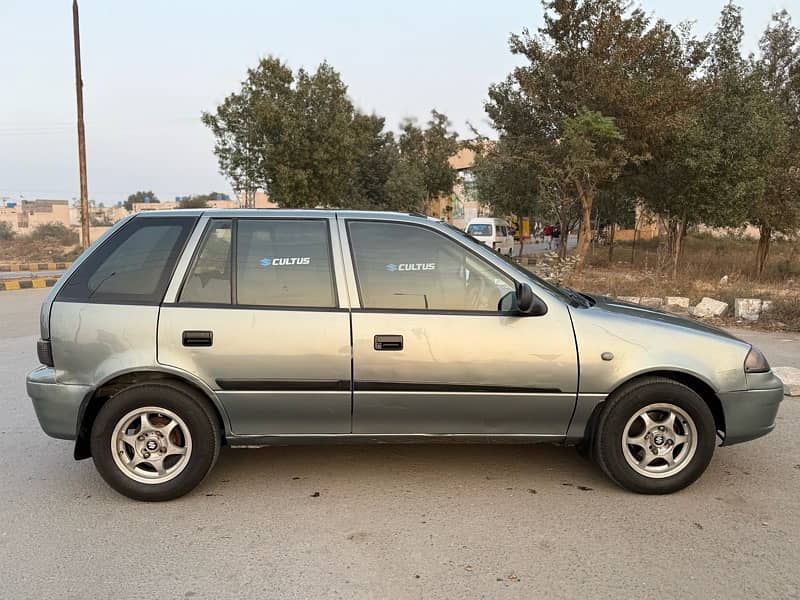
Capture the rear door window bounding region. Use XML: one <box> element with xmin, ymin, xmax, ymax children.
<box><xmin>179</xmin><ymin>220</ymin><xmax>232</xmax><ymax>304</ymax></box>
<box><xmin>58</xmin><ymin>216</ymin><xmax>195</xmax><ymax>304</ymax></box>
<box><xmin>235</xmin><ymin>219</ymin><xmax>336</xmax><ymax>308</ymax></box>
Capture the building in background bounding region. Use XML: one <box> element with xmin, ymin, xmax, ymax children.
<box><xmin>133</xmin><ymin>191</ymin><xmax>277</xmax><ymax>213</ymax></box>
<box><xmin>0</xmin><ymin>199</ymin><xmax>71</xmax><ymax>233</ymax></box>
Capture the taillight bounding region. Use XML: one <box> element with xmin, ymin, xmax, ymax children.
<box><xmin>37</xmin><ymin>339</ymin><xmax>54</xmax><ymax>367</ymax></box>
<box><xmin>744</xmin><ymin>346</ymin><xmax>770</xmax><ymax>373</ymax></box>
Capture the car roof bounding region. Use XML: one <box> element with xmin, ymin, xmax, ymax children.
<box><xmin>133</xmin><ymin>208</ymin><xmax>442</xmax><ymax>223</ymax></box>
<box><xmin>467</xmin><ymin>217</ymin><xmax>506</xmax><ymax>223</ymax></box>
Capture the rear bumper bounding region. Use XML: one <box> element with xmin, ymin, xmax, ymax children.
<box><xmin>26</xmin><ymin>366</ymin><xmax>90</xmax><ymax>440</ymax></box>
<box><xmin>719</xmin><ymin>384</ymin><xmax>784</xmax><ymax>446</ymax></box>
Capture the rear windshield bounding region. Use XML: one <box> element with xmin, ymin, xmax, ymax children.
<box><xmin>466</xmin><ymin>223</ymin><xmax>492</xmax><ymax>237</ymax></box>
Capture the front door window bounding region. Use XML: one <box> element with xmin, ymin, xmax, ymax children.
<box><xmin>347</xmin><ymin>221</ymin><xmax>514</xmax><ymax>311</ymax></box>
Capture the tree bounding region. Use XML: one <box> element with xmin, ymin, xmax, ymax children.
<box><xmin>560</xmin><ymin>110</ymin><xmax>628</xmax><ymax>267</ymax></box>
<box><xmin>205</xmin><ymin>57</ymin><xmax>408</xmax><ymax>210</ymax></box>
<box><xmin>178</xmin><ymin>196</ymin><xmax>210</xmax><ymax>209</ymax></box>
<box><xmin>384</xmin><ymin>112</ymin><xmax>459</xmax><ymax>213</ymax></box>
<box><xmin>0</xmin><ymin>221</ymin><xmax>14</xmax><ymax>240</ymax></box>
<box><xmin>384</xmin><ymin>158</ymin><xmax>427</xmax><ymax>212</ymax></box>
<box><xmin>420</xmin><ymin>111</ymin><xmax>459</xmax><ymax>203</ymax></box>
<box><xmin>473</xmin><ymin>139</ymin><xmax>539</xmax><ymax>220</ymax></box>
<box><xmin>484</xmin><ymin>0</ymin><xmax>697</xmax><ymax>269</ymax></box>
<box><xmin>349</xmin><ymin>114</ymin><xmax>399</xmax><ymax>210</ymax></box>
<box><xmin>124</xmin><ymin>190</ymin><xmax>159</xmax><ymax>212</ymax></box>
<box><xmin>592</xmin><ymin>186</ymin><xmax>636</xmax><ymax>261</ymax></box>
<box><xmin>631</xmin><ymin>4</ymin><xmax>786</xmax><ymax>277</ymax></box>
<box><xmin>749</xmin><ymin>10</ymin><xmax>800</xmax><ymax>274</ymax></box>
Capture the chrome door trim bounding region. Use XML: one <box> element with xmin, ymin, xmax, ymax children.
<box><xmin>163</xmin><ymin>215</ymin><xmax>211</xmax><ymax>303</ymax></box>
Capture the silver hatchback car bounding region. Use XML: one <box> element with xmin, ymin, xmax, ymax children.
<box><xmin>27</xmin><ymin>210</ymin><xmax>783</xmax><ymax>500</ymax></box>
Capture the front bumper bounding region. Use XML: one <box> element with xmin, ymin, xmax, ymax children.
<box><xmin>719</xmin><ymin>374</ymin><xmax>784</xmax><ymax>446</ymax></box>
<box><xmin>26</xmin><ymin>366</ymin><xmax>91</xmax><ymax>440</ymax></box>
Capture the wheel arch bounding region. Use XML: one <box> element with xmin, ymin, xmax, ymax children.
<box><xmin>74</xmin><ymin>368</ymin><xmax>229</xmax><ymax>460</ymax></box>
<box><xmin>607</xmin><ymin>370</ymin><xmax>726</xmax><ymax>440</ymax></box>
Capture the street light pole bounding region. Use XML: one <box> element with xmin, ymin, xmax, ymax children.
<box><xmin>72</xmin><ymin>0</ymin><xmax>90</xmax><ymax>249</ymax></box>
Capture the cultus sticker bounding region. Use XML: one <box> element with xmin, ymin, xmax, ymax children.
<box><xmin>260</xmin><ymin>257</ymin><xmax>311</xmax><ymax>267</ymax></box>
<box><xmin>385</xmin><ymin>263</ymin><xmax>436</xmax><ymax>272</ymax></box>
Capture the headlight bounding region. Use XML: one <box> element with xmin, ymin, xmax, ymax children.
<box><xmin>744</xmin><ymin>346</ymin><xmax>770</xmax><ymax>373</ymax></box>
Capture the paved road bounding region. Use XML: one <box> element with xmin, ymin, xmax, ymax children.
<box><xmin>1</xmin><ymin>289</ymin><xmax>798</xmax><ymax>599</ymax></box>
<box><xmin>516</xmin><ymin>234</ymin><xmax>578</xmax><ymax>256</ymax></box>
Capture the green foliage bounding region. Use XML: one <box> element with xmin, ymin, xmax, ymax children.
<box><xmin>473</xmin><ymin>139</ymin><xmax>539</xmax><ymax>218</ymax></box>
<box><xmin>28</xmin><ymin>222</ymin><xmax>79</xmax><ymax>245</ymax></box>
<box><xmin>178</xmin><ymin>196</ymin><xmax>209</xmax><ymax>209</ymax></box>
<box><xmin>203</xmin><ymin>57</ymin><xmax>457</xmax><ymax>211</ymax></box>
<box><xmin>177</xmin><ymin>192</ymin><xmax>229</xmax><ymax>209</ymax></box>
<box><xmin>383</xmin><ymin>112</ymin><xmax>459</xmax><ymax>212</ymax></box>
<box><xmin>481</xmin><ymin>0</ymin><xmax>696</xmax><ymax>263</ymax></box>
<box><xmin>124</xmin><ymin>190</ymin><xmax>159</xmax><ymax>212</ymax></box>
<box><xmin>0</xmin><ymin>221</ymin><xmax>15</xmax><ymax>240</ymax></box>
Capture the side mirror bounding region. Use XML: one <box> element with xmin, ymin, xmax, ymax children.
<box><xmin>516</xmin><ymin>283</ymin><xmax>547</xmax><ymax>316</ymax></box>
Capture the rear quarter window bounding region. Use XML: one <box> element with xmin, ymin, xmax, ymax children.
<box><xmin>57</xmin><ymin>216</ymin><xmax>196</xmax><ymax>304</ymax></box>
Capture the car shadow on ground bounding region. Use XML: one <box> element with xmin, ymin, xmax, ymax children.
<box><xmin>200</xmin><ymin>443</ymin><xmax>614</xmax><ymax>496</ymax></box>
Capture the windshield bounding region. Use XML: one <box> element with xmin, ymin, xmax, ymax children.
<box><xmin>440</xmin><ymin>222</ymin><xmax>579</xmax><ymax>305</ymax></box>
<box><xmin>466</xmin><ymin>223</ymin><xmax>492</xmax><ymax>237</ymax></box>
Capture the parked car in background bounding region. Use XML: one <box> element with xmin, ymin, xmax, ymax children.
<box><xmin>465</xmin><ymin>217</ymin><xmax>514</xmax><ymax>256</ymax></box>
<box><xmin>27</xmin><ymin>210</ymin><xmax>783</xmax><ymax>501</ymax></box>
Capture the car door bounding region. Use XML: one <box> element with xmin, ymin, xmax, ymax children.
<box><xmin>343</xmin><ymin>217</ymin><xmax>578</xmax><ymax>437</ymax></box>
<box><xmin>158</xmin><ymin>215</ymin><xmax>352</xmax><ymax>436</ymax></box>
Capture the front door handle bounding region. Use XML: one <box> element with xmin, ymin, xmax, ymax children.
<box><xmin>183</xmin><ymin>330</ymin><xmax>213</xmax><ymax>347</ymax></box>
<box><xmin>374</xmin><ymin>334</ymin><xmax>403</xmax><ymax>351</ymax></box>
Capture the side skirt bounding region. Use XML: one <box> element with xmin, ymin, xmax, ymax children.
<box><xmin>226</xmin><ymin>433</ymin><xmax>565</xmax><ymax>448</ymax></box>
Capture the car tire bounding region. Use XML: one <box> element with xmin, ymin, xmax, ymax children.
<box><xmin>592</xmin><ymin>377</ymin><xmax>716</xmax><ymax>494</ymax></box>
<box><xmin>90</xmin><ymin>381</ymin><xmax>221</xmax><ymax>501</ymax></box>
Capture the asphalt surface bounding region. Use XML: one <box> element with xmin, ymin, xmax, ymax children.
<box><xmin>1</xmin><ymin>288</ymin><xmax>798</xmax><ymax>599</ymax></box>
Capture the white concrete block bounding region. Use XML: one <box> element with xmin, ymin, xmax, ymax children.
<box><xmin>773</xmin><ymin>366</ymin><xmax>800</xmax><ymax>397</ymax></box>
<box><xmin>692</xmin><ymin>297</ymin><xmax>728</xmax><ymax>318</ymax></box>
<box><xmin>735</xmin><ymin>298</ymin><xmax>763</xmax><ymax>321</ymax></box>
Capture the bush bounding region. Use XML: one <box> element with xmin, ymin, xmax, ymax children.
<box><xmin>28</xmin><ymin>222</ymin><xmax>79</xmax><ymax>245</ymax></box>
<box><xmin>0</xmin><ymin>221</ymin><xmax>14</xmax><ymax>240</ymax></box>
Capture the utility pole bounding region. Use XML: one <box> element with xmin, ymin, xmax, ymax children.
<box><xmin>72</xmin><ymin>0</ymin><xmax>90</xmax><ymax>249</ymax></box>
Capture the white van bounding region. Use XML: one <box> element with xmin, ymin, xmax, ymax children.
<box><xmin>465</xmin><ymin>217</ymin><xmax>515</xmax><ymax>256</ymax></box>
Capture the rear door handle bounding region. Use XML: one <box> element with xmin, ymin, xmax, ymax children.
<box><xmin>374</xmin><ymin>334</ymin><xmax>403</xmax><ymax>351</ymax></box>
<box><xmin>182</xmin><ymin>330</ymin><xmax>213</xmax><ymax>347</ymax></box>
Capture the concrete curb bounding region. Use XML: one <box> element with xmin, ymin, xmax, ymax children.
<box><xmin>0</xmin><ymin>261</ymin><xmax>71</xmax><ymax>272</ymax></box>
<box><xmin>0</xmin><ymin>278</ymin><xmax>59</xmax><ymax>292</ymax></box>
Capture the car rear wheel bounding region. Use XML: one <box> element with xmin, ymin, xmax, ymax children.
<box><xmin>90</xmin><ymin>381</ymin><xmax>221</xmax><ymax>501</ymax></box>
<box><xmin>593</xmin><ymin>377</ymin><xmax>716</xmax><ymax>494</ymax></box>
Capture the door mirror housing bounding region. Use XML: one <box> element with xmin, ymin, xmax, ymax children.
<box><xmin>516</xmin><ymin>283</ymin><xmax>547</xmax><ymax>316</ymax></box>
<box><xmin>499</xmin><ymin>283</ymin><xmax>548</xmax><ymax>315</ymax></box>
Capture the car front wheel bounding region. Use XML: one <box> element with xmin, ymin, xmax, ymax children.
<box><xmin>593</xmin><ymin>377</ymin><xmax>716</xmax><ymax>494</ymax></box>
<box><xmin>90</xmin><ymin>381</ymin><xmax>221</xmax><ymax>501</ymax></box>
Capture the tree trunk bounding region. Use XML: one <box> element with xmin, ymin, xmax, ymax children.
<box><xmin>575</xmin><ymin>181</ymin><xmax>592</xmax><ymax>272</ymax></box>
<box><xmin>607</xmin><ymin>224</ymin><xmax>616</xmax><ymax>262</ymax></box>
<box><xmin>756</xmin><ymin>224</ymin><xmax>771</xmax><ymax>276</ymax></box>
<box><xmin>670</xmin><ymin>213</ymin><xmax>688</xmax><ymax>279</ymax></box>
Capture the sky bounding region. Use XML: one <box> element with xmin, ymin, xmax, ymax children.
<box><xmin>1</xmin><ymin>0</ymin><xmax>798</xmax><ymax>205</ymax></box>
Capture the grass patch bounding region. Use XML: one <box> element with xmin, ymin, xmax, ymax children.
<box><xmin>566</xmin><ymin>234</ymin><xmax>800</xmax><ymax>331</ymax></box>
